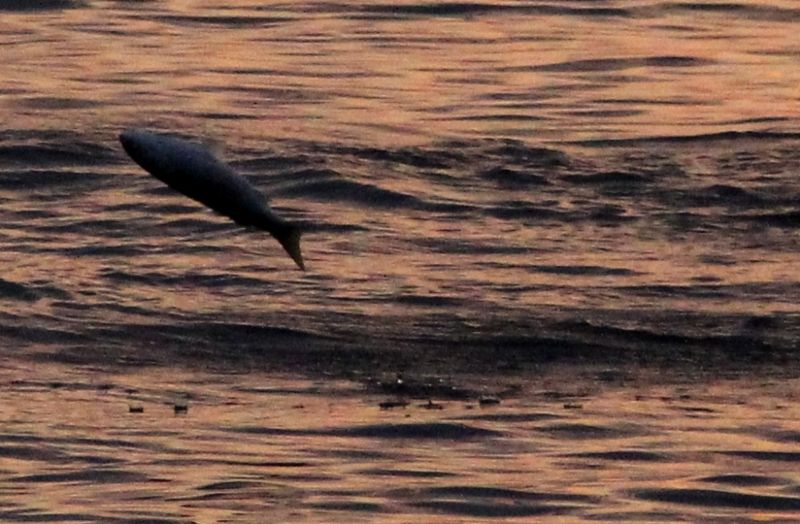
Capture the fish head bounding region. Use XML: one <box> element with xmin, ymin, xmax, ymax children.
<box><xmin>119</xmin><ymin>129</ymin><xmax>164</xmax><ymax>174</ymax></box>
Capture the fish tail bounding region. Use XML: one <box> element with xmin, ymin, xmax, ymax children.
<box><xmin>277</xmin><ymin>225</ymin><xmax>305</xmax><ymax>270</ymax></box>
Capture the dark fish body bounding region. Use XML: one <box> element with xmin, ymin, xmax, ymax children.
<box><xmin>119</xmin><ymin>129</ymin><xmax>304</xmax><ymax>270</ymax></box>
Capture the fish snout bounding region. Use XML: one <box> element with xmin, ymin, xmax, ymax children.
<box><xmin>119</xmin><ymin>130</ymin><xmax>142</xmax><ymax>160</ymax></box>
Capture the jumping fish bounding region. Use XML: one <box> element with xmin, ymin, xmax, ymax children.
<box><xmin>119</xmin><ymin>129</ymin><xmax>304</xmax><ymax>270</ymax></box>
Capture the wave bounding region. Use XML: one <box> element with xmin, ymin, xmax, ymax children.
<box><xmin>0</xmin><ymin>169</ymin><xmax>108</xmax><ymax>190</ymax></box>
<box><xmin>562</xmin><ymin>171</ymin><xmax>650</xmax><ymax>186</ymax></box>
<box><xmin>234</xmin><ymin>422</ymin><xmax>501</xmax><ymax>440</ymax></box>
<box><xmin>515</xmin><ymin>56</ymin><xmax>712</xmax><ymax>73</ymax></box>
<box><xmin>355</xmin><ymin>3</ymin><xmax>631</xmax><ymax>19</ymax></box>
<box><xmin>0</xmin><ymin>278</ymin><xmax>69</xmax><ymax>302</ymax></box>
<box><xmin>275</xmin><ymin>177</ymin><xmax>471</xmax><ymax>213</ymax></box>
<box><xmin>479</xmin><ymin>166</ymin><xmax>549</xmax><ymax>187</ymax></box>
<box><xmin>653</xmin><ymin>2</ymin><xmax>800</xmax><ymax>23</ymax></box>
<box><xmin>142</xmin><ymin>14</ymin><xmax>296</xmax><ymax>28</ymax></box>
<box><xmin>572</xmin><ymin>130</ymin><xmax>800</xmax><ymax>147</ymax></box>
<box><xmin>633</xmin><ymin>488</ymin><xmax>800</xmax><ymax>511</ymax></box>
<box><xmin>0</xmin><ymin>142</ymin><xmax>116</xmax><ymax>167</ymax></box>
<box><xmin>0</xmin><ymin>0</ymin><xmax>83</xmax><ymax>11</ymax></box>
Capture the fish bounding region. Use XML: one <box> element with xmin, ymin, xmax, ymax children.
<box><xmin>119</xmin><ymin>129</ymin><xmax>304</xmax><ymax>270</ymax></box>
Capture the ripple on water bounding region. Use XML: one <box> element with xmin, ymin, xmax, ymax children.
<box><xmin>699</xmin><ymin>474</ymin><xmax>788</xmax><ymax>487</ymax></box>
<box><xmin>567</xmin><ymin>450</ymin><xmax>669</xmax><ymax>462</ymax></box>
<box><xmin>540</xmin><ymin>422</ymin><xmax>648</xmax><ymax>440</ymax></box>
<box><xmin>397</xmin><ymin>485</ymin><xmax>597</xmax><ymax>518</ymax></box>
<box><xmin>633</xmin><ymin>488</ymin><xmax>800</xmax><ymax>511</ymax></box>
<box><xmin>234</xmin><ymin>422</ymin><xmax>502</xmax><ymax>440</ymax></box>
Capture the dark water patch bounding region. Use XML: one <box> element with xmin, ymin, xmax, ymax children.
<box><xmin>699</xmin><ymin>474</ymin><xmax>785</xmax><ymax>487</ymax></box>
<box><xmin>411</xmin><ymin>500</ymin><xmax>574</xmax><ymax>517</ymax></box>
<box><xmin>484</xmin><ymin>202</ymin><xmax>567</xmax><ymax>221</ymax></box>
<box><xmin>479</xmin><ymin>166</ymin><xmax>549</xmax><ymax>187</ymax></box>
<box><xmin>90</xmin><ymin>321</ymin><xmax>327</xmax><ymax>348</ymax></box>
<box><xmin>105</xmin><ymin>519</ymin><xmax>184</xmax><ymax>524</ymax></box>
<box><xmin>275</xmin><ymin>177</ymin><xmax>468</xmax><ymax>212</ymax></box>
<box><xmin>675</xmin><ymin>405</ymin><xmax>717</xmax><ymax>414</ymax></box>
<box><xmin>572</xmin><ymin>130</ymin><xmax>800</xmax><ymax>147</ymax></box>
<box><xmin>151</xmin><ymin>458</ymin><xmax>310</xmax><ymax>468</ymax></box>
<box><xmin>256</xmin><ymin>167</ymin><xmax>341</xmax><ymax>188</ymax></box>
<box><xmin>36</xmin><ymin>218</ymin><xmax>134</xmax><ymax>236</ymax></box>
<box><xmin>0</xmin><ymin>142</ymin><xmax>116</xmax><ymax>167</ymax></box>
<box><xmin>144</xmin><ymin>202</ymin><xmax>217</xmax><ymax>215</ymax></box>
<box><xmin>696</xmin><ymin>184</ymin><xmax>764</xmax><ymax>207</ymax></box>
<box><xmin>193</xmin><ymin>111</ymin><xmax>260</xmax><ymax>121</ymax></box>
<box><xmin>0</xmin><ymin>509</ymin><xmax>106</xmax><ymax>523</ymax></box>
<box><xmin>101</xmin><ymin>269</ymin><xmax>272</xmax><ymax>289</ymax></box>
<box><xmin>0</xmin><ymin>0</ymin><xmax>83</xmax><ymax>11</ymax></box>
<box><xmin>655</xmin><ymin>2</ymin><xmax>800</xmax><ymax>22</ymax></box>
<box><xmin>335</xmin><ymin>144</ymin><xmax>466</xmax><ymax>169</ymax></box>
<box><xmin>763</xmin><ymin>430</ymin><xmax>800</xmax><ymax>444</ymax></box>
<box><xmin>562</xmin><ymin>171</ymin><xmax>650</xmax><ymax>186</ymax></box>
<box><xmin>364</xmin><ymin>375</ymin><xmax>476</xmax><ymax>400</ymax></box>
<box><xmin>532</xmin><ymin>265</ymin><xmax>639</xmax><ymax>277</ymax></box>
<box><xmin>0</xmin><ymin>323</ymin><xmax>90</xmax><ymax>344</ymax></box>
<box><xmin>456</xmin><ymin>412</ymin><xmax>561</xmax><ymax>423</ymax></box>
<box><xmin>541</xmin><ymin>423</ymin><xmax>646</xmax><ymax>440</ymax></box>
<box><xmin>404</xmin><ymin>485</ymin><xmax>594</xmax><ymax>517</ymax></box>
<box><xmin>147</xmin><ymin>14</ymin><xmax>295</xmax><ymax>28</ymax></box>
<box><xmin>621</xmin><ymin>284</ymin><xmax>731</xmax><ymax>299</ymax></box>
<box><xmin>0</xmin><ymin>433</ymin><xmax>149</xmax><ymax>451</ymax></box>
<box><xmin>569</xmin><ymin>450</ymin><xmax>668</xmax><ymax>461</ymax></box>
<box><xmin>558</xmin><ymin>320</ymin><xmax>776</xmax><ymax>356</ymax></box>
<box><xmin>12</xmin><ymin>469</ymin><xmax>149</xmax><ymax>483</ymax></box>
<box><xmin>320</xmin><ymin>449</ymin><xmax>403</xmax><ymax>461</ymax></box>
<box><xmin>721</xmin><ymin>451</ymin><xmax>800</xmax><ymax>462</ymax></box>
<box><xmin>158</xmin><ymin>218</ymin><xmax>240</xmax><ymax>235</ymax></box>
<box><xmin>235</xmin><ymin>422</ymin><xmax>501</xmax><ymax>440</ymax></box>
<box><xmin>393</xmin><ymin>294</ymin><xmax>464</xmax><ymax>308</ymax></box>
<box><xmin>18</xmin><ymin>97</ymin><xmax>100</xmax><ymax>110</ymax></box>
<box><xmin>561</xmin><ymin>108</ymin><xmax>644</xmax><ymax>119</ymax></box>
<box><xmin>333</xmin><ymin>422</ymin><xmax>501</xmax><ymax>440</ymax></box>
<box><xmin>0</xmin><ymin>445</ymin><xmax>66</xmax><ymax>462</ymax></box>
<box><xmin>361</xmin><ymin>468</ymin><xmax>456</xmax><ymax>478</ymax></box>
<box><xmin>482</xmin><ymin>141</ymin><xmax>569</xmax><ymax>168</ymax></box>
<box><xmin>420</xmin><ymin>486</ymin><xmax>596</xmax><ymax>503</ymax></box>
<box><xmin>231</xmin><ymin>154</ymin><xmax>313</xmax><ymax>173</ymax></box>
<box><xmin>202</xmin><ymin>84</ymin><xmax>325</xmax><ymax>104</ymax></box>
<box><xmin>206</xmin><ymin>66</ymin><xmax>386</xmax><ymax>80</ymax></box>
<box><xmin>65</xmin><ymin>244</ymin><xmax>145</xmax><ymax>257</ymax></box>
<box><xmin>0</xmin><ymin>279</ymin><xmax>40</xmax><ymax>302</ymax></box>
<box><xmin>413</xmin><ymin>236</ymin><xmax>535</xmax><ymax>255</ymax></box>
<box><xmin>515</xmin><ymin>56</ymin><xmax>710</xmax><ymax>73</ymax></box>
<box><xmin>274</xmin><ymin>177</ymin><xmax>418</xmax><ymax>207</ymax></box>
<box><xmin>589</xmin><ymin>204</ymin><xmax>636</xmax><ymax>222</ymax></box>
<box><xmin>357</xmin><ymin>3</ymin><xmax>630</xmax><ymax>19</ymax></box>
<box><xmin>0</xmin><ymin>169</ymin><xmax>108</xmax><ymax>190</ymax></box>
<box><xmin>633</xmin><ymin>488</ymin><xmax>800</xmax><ymax>510</ymax></box>
<box><xmin>309</xmin><ymin>501</ymin><xmax>387</xmax><ymax>512</ymax></box>
<box><xmin>298</xmin><ymin>220</ymin><xmax>369</xmax><ymax>234</ymax></box>
<box><xmin>486</xmin><ymin>201</ymin><xmax>632</xmax><ymax>224</ymax></box>
<box><xmin>445</xmin><ymin>113</ymin><xmax>547</xmax><ymax>122</ymax></box>
<box><xmin>736</xmin><ymin>210</ymin><xmax>800</xmax><ymax>228</ymax></box>
<box><xmin>197</xmin><ymin>480</ymin><xmax>262</xmax><ymax>491</ymax></box>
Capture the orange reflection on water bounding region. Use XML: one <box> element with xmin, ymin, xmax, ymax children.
<box><xmin>1</xmin><ymin>362</ymin><xmax>800</xmax><ymax>522</ymax></box>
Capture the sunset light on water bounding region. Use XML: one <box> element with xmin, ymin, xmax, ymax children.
<box><xmin>1</xmin><ymin>1</ymin><xmax>800</xmax><ymax>521</ymax></box>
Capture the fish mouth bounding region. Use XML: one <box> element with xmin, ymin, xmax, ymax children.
<box><xmin>119</xmin><ymin>130</ymin><xmax>138</xmax><ymax>159</ymax></box>
<box><xmin>119</xmin><ymin>129</ymin><xmax>152</xmax><ymax>164</ymax></box>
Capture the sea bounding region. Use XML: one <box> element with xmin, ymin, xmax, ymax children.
<box><xmin>1</xmin><ymin>1</ymin><xmax>800</xmax><ymax>522</ymax></box>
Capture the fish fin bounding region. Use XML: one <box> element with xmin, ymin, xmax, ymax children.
<box><xmin>278</xmin><ymin>226</ymin><xmax>305</xmax><ymax>270</ymax></box>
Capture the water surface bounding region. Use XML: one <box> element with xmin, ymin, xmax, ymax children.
<box><xmin>1</xmin><ymin>1</ymin><xmax>800</xmax><ymax>521</ymax></box>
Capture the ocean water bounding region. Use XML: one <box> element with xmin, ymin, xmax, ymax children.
<box><xmin>1</xmin><ymin>0</ymin><xmax>800</xmax><ymax>521</ymax></box>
